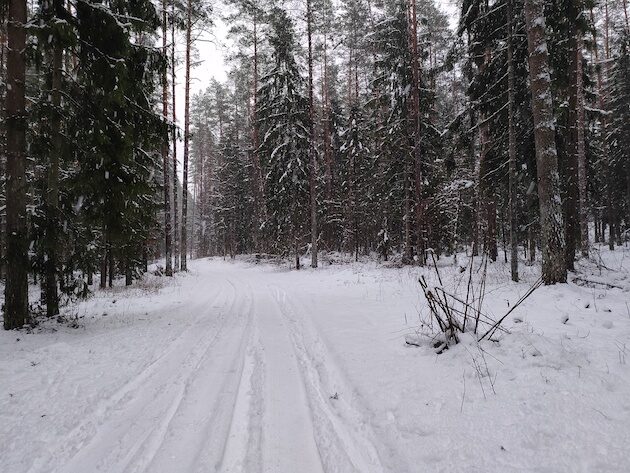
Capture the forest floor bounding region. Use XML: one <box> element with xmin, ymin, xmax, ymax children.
<box><xmin>1</xmin><ymin>246</ymin><xmax>630</xmax><ymax>473</ymax></box>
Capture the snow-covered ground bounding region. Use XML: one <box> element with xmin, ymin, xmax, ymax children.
<box><xmin>2</xmin><ymin>247</ymin><xmax>630</xmax><ymax>473</ymax></box>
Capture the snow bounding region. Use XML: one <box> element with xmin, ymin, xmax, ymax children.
<box><xmin>2</xmin><ymin>248</ymin><xmax>630</xmax><ymax>473</ymax></box>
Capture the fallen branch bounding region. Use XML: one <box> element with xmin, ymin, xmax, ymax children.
<box><xmin>572</xmin><ymin>276</ymin><xmax>624</xmax><ymax>290</ymax></box>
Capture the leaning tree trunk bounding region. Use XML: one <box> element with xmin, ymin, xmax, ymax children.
<box><xmin>4</xmin><ymin>0</ymin><xmax>29</xmax><ymax>329</ymax></box>
<box><xmin>162</xmin><ymin>0</ymin><xmax>173</xmax><ymax>276</ymax></box>
<box><xmin>523</xmin><ymin>0</ymin><xmax>567</xmax><ymax>284</ymax></box>
<box><xmin>181</xmin><ymin>0</ymin><xmax>191</xmax><ymax>271</ymax></box>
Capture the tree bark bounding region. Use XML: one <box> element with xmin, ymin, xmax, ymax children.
<box><xmin>100</xmin><ymin>228</ymin><xmax>107</xmax><ymax>289</ymax></box>
<box><xmin>604</xmin><ymin>0</ymin><xmax>615</xmax><ymax>251</ymax></box>
<box><xmin>4</xmin><ymin>0</ymin><xmax>29</xmax><ymax>329</ymax></box>
<box><xmin>523</xmin><ymin>0</ymin><xmax>567</xmax><ymax>283</ymax></box>
<box><xmin>108</xmin><ymin>244</ymin><xmax>114</xmax><ymax>288</ymax></box>
<box><xmin>564</xmin><ymin>30</ymin><xmax>579</xmax><ymax>270</ymax></box>
<box><xmin>575</xmin><ymin>33</ymin><xmax>589</xmax><ymax>257</ymax></box>
<box><xmin>125</xmin><ymin>258</ymin><xmax>132</xmax><ymax>286</ymax></box>
<box><xmin>251</xmin><ymin>15</ymin><xmax>266</xmax><ymax>253</ymax></box>
<box><xmin>322</xmin><ymin>34</ymin><xmax>333</xmax><ymax>205</ymax></box>
<box><xmin>409</xmin><ymin>0</ymin><xmax>425</xmax><ymax>265</ymax></box>
<box><xmin>44</xmin><ymin>0</ymin><xmax>63</xmax><ymax>317</ymax></box>
<box><xmin>403</xmin><ymin>170</ymin><xmax>413</xmax><ymax>263</ymax></box>
<box><xmin>306</xmin><ymin>0</ymin><xmax>318</xmax><ymax>268</ymax></box>
<box><xmin>162</xmin><ymin>0</ymin><xmax>173</xmax><ymax>276</ymax></box>
<box><xmin>507</xmin><ymin>0</ymin><xmax>519</xmax><ymax>282</ymax></box>
<box><xmin>181</xmin><ymin>0</ymin><xmax>191</xmax><ymax>271</ymax></box>
<box><xmin>172</xmin><ymin>0</ymin><xmax>179</xmax><ymax>271</ymax></box>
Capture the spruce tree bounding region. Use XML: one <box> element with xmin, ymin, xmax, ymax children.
<box><xmin>609</xmin><ymin>28</ymin><xmax>630</xmax><ymax>234</ymax></box>
<box><xmin>257</xmin><ymin>7</ymin><xmax>312</xmax><ymax>268</ymax></box>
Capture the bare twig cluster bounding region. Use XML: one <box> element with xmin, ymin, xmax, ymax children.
<box><xmin>418</xmin><ymin>252</ymin><xmax>542</xmax><ymax>352</ymax></box>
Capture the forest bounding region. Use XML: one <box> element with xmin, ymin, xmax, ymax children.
<box><xmin>1</xmin><ymin>0</ymin><xmax>629</xmax><ymax>330</ymax></box>
<box><xmin>2</xmin><ymin>1</ymin><xmax>630</xmax><ymax>471</ymax></box>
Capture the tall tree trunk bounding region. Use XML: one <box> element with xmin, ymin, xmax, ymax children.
<box><xmin>190</xmin><ymin>160</ymin><xmax>195</xmax><ymax>260</ymax></box>
<box><xmin>590</xmin><ymin>8</ymin><xmax>609</xmax><ymax>248</ymax></box>
<box><xmin>306</xmin><ymin>0</ymin><xmax>318</xmax><ymax>268</ymax></box>
<box><xmin>477</xmin><ymin>46</ymin><xmax>498</xmax><ymax>263</ymax></box>
<box><xmin>507</xmin><ymin>0</ymin><xmax>519</xmax><ymax>282</ymax></box>
<box><xmin>564</xmin><ymin>31</ymin><xmax>579</xmax><ymax>270</ymax></box>
<box><xmin>604</xmin><ymin>0</ymin><xmax>616</xmax><ymax>251</ymax></box>
<box><xmin>322</xmin><ymin>34</ymin><xmax>333</xmax><ymax>205</ymax></box>
<box><xmin>4</xmin><ymin>0</ymin><xmax>29</xmax><ymax>329</ymax></box>
<box><xmin>44</xmin><ymin>0</ymin><xmax>63</xmax><ymax>317</ymax></box>
<box><xmin>172</xmin><ymin>0</ymin><xmax>179</xmax><ymax>271</ymax></box>
<box><xmin>575</xmin><ymin>33</ymin><xmax>589</xmax><ymax>257</ymax></box>
<box><xmin>197</xmin><ymin>140</ymin><xmax>204</xmax><ymax>257</ymax></box>
<box><xmin>478</xmin><ymin>125</ymin><xmax>490</xmax><ymax>260</ymax></box>
<box><xmin>0</xmin><ymin>20</ymin><xmax>6</xmax><ymax>282</ymax></box>
<box><xmin>409</xmin><ymin>0</ymin><xmax>425</xmax><ymax>265</ymax></box>
<box><xmin>162</xmin><ymin>0</ymin><xmax>173</xmax><ymax>276</ymax></box>
<box><xmin>251</xmin><ymin>15</ymin><xmax>266</xmax><ymax>253</ymax></box>
<box><xmin>181</xmin><ymin>0</ymin><xmax>191</xmax><ymax>271</ymax></box>
<box><xmin>523</xmin><ymin>0</ymin><xmax>567</xmax><ymax>284</ymax></box>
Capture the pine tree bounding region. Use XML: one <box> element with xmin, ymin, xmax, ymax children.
<box><xmin>180</xmin><ymin>0</ymin><xmax>211</xmax><ymax>271</ymax></box>
<box><xmin>306</xmin><ymin>0</ymin><xmax>319</xmax><ymax>268</ymax></box>
<box><xmin>523</xmin><ymin>0</ymin><xmax>567</xmax><ymax>284</ymax></box>
<box><xmin>162</xmin><ymin>0</ymin><xmax>173</xmax><ymax>277</ymax></box>
<box><xmin>225</xmin><ymin>0</ymin><xmax>270</xmax><ymax>252</ymax></box>
<box><xmin>181</xmin><ymin>0</ymin><xmax>192</xmax><ymax>271</ymax></box>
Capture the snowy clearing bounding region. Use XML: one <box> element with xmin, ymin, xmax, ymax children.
<box><xmin>2</xmin><ymin>249</ymin><xmax>630</xmax><ymax>473</ymax></box>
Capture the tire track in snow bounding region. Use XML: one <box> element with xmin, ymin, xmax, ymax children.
<box><xmin>218</xmin><ymin>276</ymin><xmax>326</xmax><ymax>473</ymax></box>
<box><xmin>271</xmin><ymin>285</ymin><xmax>403</xmax><ymax>473</ymax></box>
<box><xmin>219</xmin><ymin>339</ymin><xmax>264</xmax><ymax>473</ymax></box>
<box><xmin>120</xmin><ymin>277</ymin><xmax>251</xmax><ymax>473</ymax></box>
<box><xmin>40</xmin><ymin>276</ymin><xmax>234</xmax><ymax>473</ymax></box>
<box><xmin>34</xmin><ymin>276</ymin><xmax>220</xmax><ymax>418</ymax></box>
<box><xmin>138</xmin><ymin>276</ymin><xmax>256</xmax><ymax>473</ymax></box>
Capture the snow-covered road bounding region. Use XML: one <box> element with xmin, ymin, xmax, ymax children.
<box><xmin>1</xmin><ymin>261</ymin><xmax>389</xmax><ymax>473</ymax></box>
<box><xmin>2</xmin><ymin>255</ymin><xmax>630</xmax><ymax>473</ymax></box>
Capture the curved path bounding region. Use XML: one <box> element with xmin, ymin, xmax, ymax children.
<box><xmin>30</xmin><ymin>261</ymin><xmax>383</xmax><ymax>473</ymax></box>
